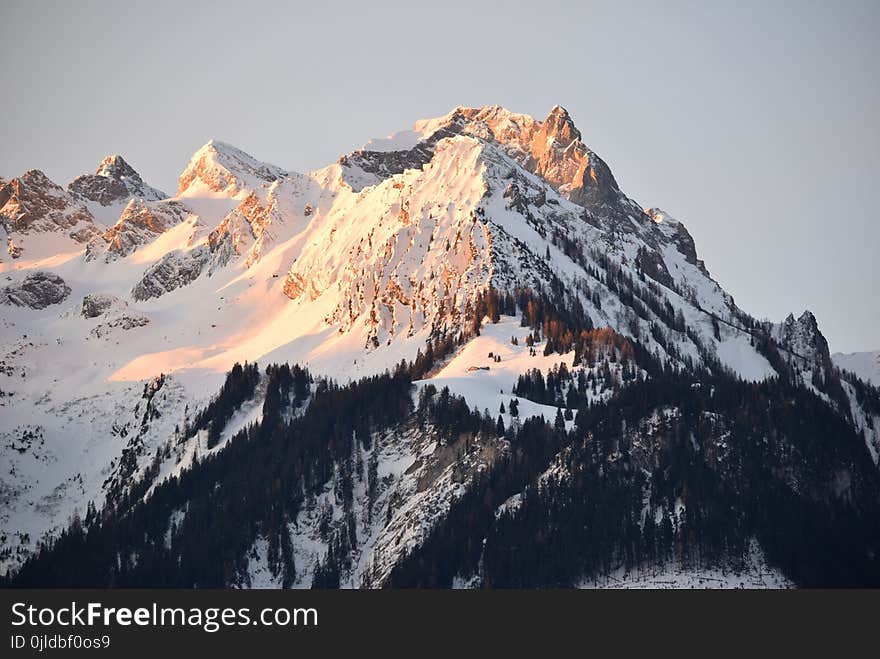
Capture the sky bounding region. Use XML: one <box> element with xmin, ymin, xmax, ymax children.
<box><xmin>1</xmin><ymin>0</ymin><xmax>877</xmax><ymax>352</ymax></box>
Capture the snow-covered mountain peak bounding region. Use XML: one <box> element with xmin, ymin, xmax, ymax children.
<box><xmin>0</xmin><ymin>169</ymin><xmax>101</xmax><ymax>259</ymax></box>
<box><xmin>177</xmin><ymin>139</ymin><xmax>287</xmax><ymax>198</ymax></box>
<box><xmin>414</xmin><ymin>104</ymin><xmax>541</xmax><ymax>142</ymax></box>
<box><xmin>284</xmin><ymin>129</ymin><xmax>740</xmax><ymax>376</ymax></box>
<box><xmin>95</xmin><ymin>154</ymin><xmax>138</xmax><ymax>179</ymax></box>
<box><xmin>12</xmin><ymin>169</ymin><xmax>54</xmax><ymax>189</ymax></box>
<box><xmin>347</xmin><ymin>104</ymin><xmax>625</xmax><ymax>216</ymax></box>
<box><xmin>69</xmin><ymin>154</ymin><xmax>166</xmax><ymax>207</ymax></box>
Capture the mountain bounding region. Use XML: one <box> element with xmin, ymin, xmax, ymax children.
<box><xmin>2</xmin><ymin>105</ymin><xmax>879</xmax><ymax>587</ymax></box>
<box><xmin>0</xmin><ymin>169</ymin><xmax>102</xmax><ymax>260</ymax></box>
<box><xmin>69</xmin><ymin>155</ymin><xmax>166</xmax><ymax>209</ymax></box>
<box><xmin>69</xmin><ymin>155</ymin><xmax>169</xmax><ymax>233</ymax></box>
<box><xmin>0</xmin><ymin>156</ymin><xmax>171</xmax><ymax>263</ymax></box>
<box><xmin>177</xmin><ymin>139</ymin><xmax>286</xmax><ymax>198</ymax></box>
<box><xmin>833</xmin><ymin>350</ymin><xmax>880</xmax><ymax>387</ymax></box>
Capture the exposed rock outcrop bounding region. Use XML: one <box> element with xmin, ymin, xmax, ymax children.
<box><xmin>68</xmin><ymin>155</ymin><xmax>166</xmax><ymax>206</ymax></box>
<box><xmin>774</xmin><ymin>310</ymin><xmax>833</xmax><ymax>371</ymax></box>
<box><xmin>636</xmin><ymin>246</ymin><xmax>676</xmax><ymax>289</ymax></box>
<box><xmin>207</xmin><ymin>191</ymin><xmax>278</xmax><ymax>267</ymax></box>
<box><xmin>2</xmin><ymin>271</ymin><xmax>71</xmax><ymax>309</ymax></box>
<box><xmin>647</xmin><ymin>208</ymin><xmax>710</xmax><ymax>276</ymax></box>
<box><xmin>85</xmin><ymin>199</ymin><xmax>188</xmax><ymax>262</ymax></box>
<box><xmin>81</xmin><ymin>293</ymin><xmax>127</xmax><ymax>318</ymax></box>
<box><xmin>89</xmin><ymin>313</ymin><xmax>150</xmax><ymax>338</ymax></box>
<box><xmin>131</xmin><ymin>246</ymin><xmax>211</xmax><ymax>301</ymax></box>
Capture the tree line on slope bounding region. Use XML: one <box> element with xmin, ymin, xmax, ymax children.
<box><xmin>9</xmin><ymin>364</ymin><xmax>411</xmax><ymax>587</ymax></box>
<box><xmin>389</xmin><ymin>368</ymin><xmax>880</xmax><ymax>588</ymax></box>
<box><xmin>7</xmin><ymin>280</ymin><xmax>880</xmax><ymax>587</ymax></box>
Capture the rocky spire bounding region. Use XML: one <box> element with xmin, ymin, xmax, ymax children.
<box><xmin>95</xmin><ymin>154</ymin><xmax>140</xmax><ymax>180</ymax></box>
<box><xmin>539</xmin><ymin>105</ymin><xmax>582</xmax><ymax>148</ymax></box>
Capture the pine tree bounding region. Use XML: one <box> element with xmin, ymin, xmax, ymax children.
<box><xmin>554</xmin><ymin>407</ymin><xmax>566</xmax><ymax>430</ymax></box>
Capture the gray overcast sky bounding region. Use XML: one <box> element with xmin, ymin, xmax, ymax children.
<box><xmin>1</xmin><ymin>0</ymin><xmax>877</xmax><ymax>352</ymax></box>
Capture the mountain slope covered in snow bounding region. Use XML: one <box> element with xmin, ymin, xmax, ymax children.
<box><xmin>834</xmin><ymin>350</ymin><xmax>880</xmax><ymax>387</ymax></box>
<box><xmin>2</xmin><ymin>105</ymin><xmax>879</xmax><ymax>586</ymax></box>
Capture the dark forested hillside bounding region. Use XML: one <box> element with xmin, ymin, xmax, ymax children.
<box><xmin>389</xmin><ymin>370</ymin><xmax>880</xmax><ymax>588</ymax></box>
<box><xmin>8</xmin><ymin>365</ymin><xmax>416</xmax><ymax>587</ymax></box>
<box><xmin>9</xmin><ymin>355</ymin><xmax>880</xmax><ymax>588</ymax></box>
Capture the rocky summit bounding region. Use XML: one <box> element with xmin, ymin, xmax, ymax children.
<box><xmin>69</xmin><ymin>155</ymin><xmax>167</xmax><ymax>206</ymax></box>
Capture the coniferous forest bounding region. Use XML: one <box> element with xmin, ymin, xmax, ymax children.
<box><xmin>7</xmin><ymin>355</ymin><xmax>880</xmax><ymax>588</ymax></box>
<box><xmin>390</xmin><ymin>370</ymin><xmax>880</xmax><ymax>587</ymax></box>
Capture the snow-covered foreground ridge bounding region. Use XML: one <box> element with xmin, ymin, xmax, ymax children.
<box><xmin>1</xmin><ymin>104</ymin><xmax>878</xmax><ymax>585</ymax></box>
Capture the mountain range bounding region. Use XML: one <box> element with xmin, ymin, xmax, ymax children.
<box><xmin>2</xmin><ymin>105</ymin><xmax>879</xmax><ymax>588</ymax></box>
